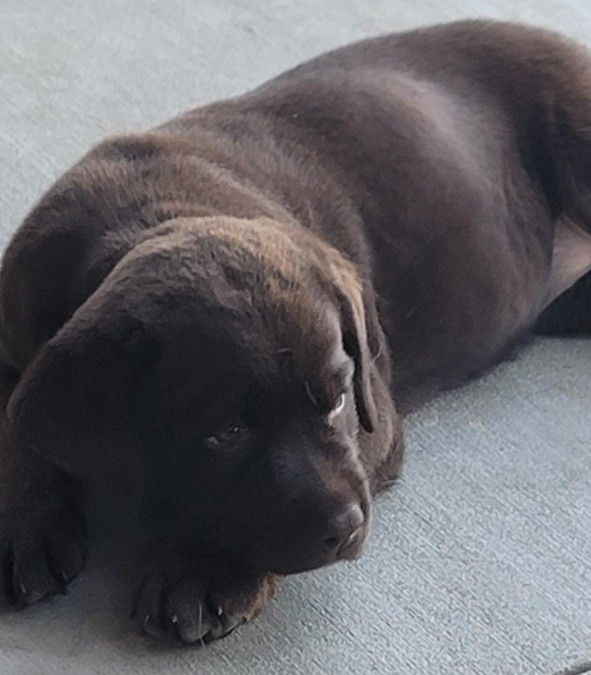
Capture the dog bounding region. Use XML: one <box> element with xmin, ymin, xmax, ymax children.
<box><xmin>0</xmin><ymin>19</ymin><xmax>590</xmax><ymax>645</ymax></box>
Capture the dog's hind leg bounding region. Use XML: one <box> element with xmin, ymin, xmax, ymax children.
<box><xmin>535</xmin><ymin>216</ymin><xmax>591</xmax><ymax>335</ymax></box>
<box><xmin>536</xmin><ymin>271</ymin><xmax>591</xmax><ymax>336</ymax></box>
<box><xmin>519</xmin><ymin>38</ymin><xmax>591</xmax><ymax>335</ymax></box>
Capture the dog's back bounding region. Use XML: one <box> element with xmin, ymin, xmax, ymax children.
<box><xmin>159</xmin><ymin>20</ymin><xmax>589</xmax><ymax>403</ymax></box>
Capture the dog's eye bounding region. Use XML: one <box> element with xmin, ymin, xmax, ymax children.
<box><xmin>204</xmin><ymin>422</ymin><xmax>248</xmax><ymax>450</ymax></box>
<box><xmin>327</xmin><ymin>393</ymin><xmax>346</xmax><ymax>423</ymax></box>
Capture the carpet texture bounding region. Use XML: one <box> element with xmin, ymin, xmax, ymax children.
<box><xmin>0</xmin><ymin>2</ymin><xmax>590</xmax><ymax>673</ymax></box>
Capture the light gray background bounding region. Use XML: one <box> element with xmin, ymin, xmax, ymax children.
<box><xmin>1</xmin><ymin>2</ymin><xmax>590</xmax><ymax>674</ymax></box>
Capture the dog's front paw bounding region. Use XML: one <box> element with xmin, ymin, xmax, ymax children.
<box><xmin>132</xmin><ymin>549</ymin><xmax>277</xmax><ymax>645</ymax></box>
<box><xmin>1</xmin><ymin>498</ymin><xmax>87</xmax><ymax>608</ymax></box>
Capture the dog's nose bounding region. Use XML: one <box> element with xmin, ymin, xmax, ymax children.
<box><xmin>322</xmin><ymin>502</ymin><xmax>365</xmax><ymax>556</ymax></box>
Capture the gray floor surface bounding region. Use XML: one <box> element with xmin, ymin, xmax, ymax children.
<box><xmin>0</xmin><ymin>1</ymin><xmax>590</xmax><ymax>673</ymax></box>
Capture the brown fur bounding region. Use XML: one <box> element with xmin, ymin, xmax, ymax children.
<box><xmin>0</xmin><ymin>19</ymin><xmax>589</xmax><ymax>644</ymax></box>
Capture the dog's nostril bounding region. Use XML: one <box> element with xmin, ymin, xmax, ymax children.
<box><xmin>322</xmin><ymin>502</ymin><xmax>365</xmax><ymax>552</ymax></box>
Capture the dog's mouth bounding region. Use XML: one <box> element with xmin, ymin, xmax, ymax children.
<box><xmin>260</xmin><ymin>492</ymin><xmax>372</xmax><ymax>575</ymax></box>
<box><xmin>203</xmin><ymin>478</ymin><xmax>372</xmax><ymax>576</ymax></box>
<box><xmin>253</xmin><ymin>518</ymin><xmax>370</xmax><ymax>576</ymax></box>
<box><xmin>267</xmin><ymin>538</ymin><xmax>367</xmax><ymax>575</ymax></box>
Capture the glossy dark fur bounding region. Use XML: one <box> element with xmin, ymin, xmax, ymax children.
<box><xmin>0</xmin><ymin>20</ymin><xmax>590</xmax><ymax>644</ymax></box>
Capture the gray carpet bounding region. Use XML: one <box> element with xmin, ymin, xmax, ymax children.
<box><xmin>1</xmin><ymin>1</ymin><xmax>590</xmax><ymax>674</ymax></box>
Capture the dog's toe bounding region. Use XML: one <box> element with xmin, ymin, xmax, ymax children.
<box><xmin>164</xmin><ymin>577</ymin><xmax>217</xmax><ymax>644</ymax></box>
<box><xmin>132</xmin><ymin>554</ymin><xmax>276</xmax><ymax>646</ymax></box>
<box><xmin>132</xmin><ymin>569</ymin><xmax>242</xmax><ymax>645</ymax></box>
<box><xmin>8</xmin><ymin>544</ymin><xmax>62</xmax><ymax>607</ymax></box>
<box><xmin>1</xmin><ymin>506</ymin><xmax>87</xmax><ymax>608</ymax></box>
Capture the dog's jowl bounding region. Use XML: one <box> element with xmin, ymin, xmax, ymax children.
<box><xmin>1</xmin><ymin>20</ymin><xmax>590</xmax><ymax>644</ymax></box>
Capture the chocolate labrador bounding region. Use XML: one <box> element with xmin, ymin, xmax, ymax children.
<box><xmin>1</xmin><ymin>19</ymin><xmax>590</xmax><ymax>644</ymax></box>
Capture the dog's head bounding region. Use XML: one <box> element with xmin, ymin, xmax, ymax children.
<box><xmin>9</xmin><ymin>217</ymin><xmax>400</xmax><ymax>574</ymax></box>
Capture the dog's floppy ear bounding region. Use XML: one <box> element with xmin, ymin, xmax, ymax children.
<box><xmin>324</xmin><ymin>255</ymin><xmax>378</xmax><ymax>434</ymax></box>
<box><xmin>6</xmin><ymin>262</ymin><xmax>160</xmax><ymax>477</ymax></box>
